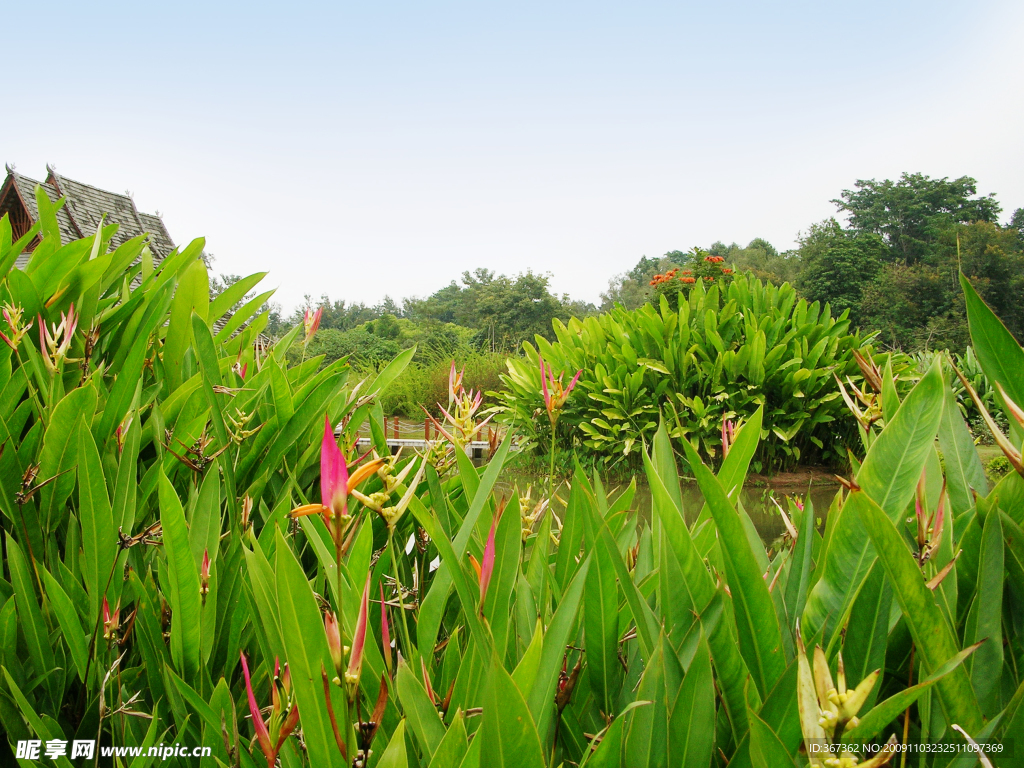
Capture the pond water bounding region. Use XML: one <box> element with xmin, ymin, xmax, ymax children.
<box><xmin>495</xmin><ymin>472</ymin><xmax>840</xmax><ymax>545</ymax></box>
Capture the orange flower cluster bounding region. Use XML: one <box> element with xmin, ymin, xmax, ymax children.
<box><xmin>681</xmin><ymin>276</ymin><xmax>696</xmax><ymax>284</ymax></box>
<box><xmin>649</xmin><ymin>268</ymin><xmax>680</xmax><ymax>286</ymax></box>
<box><xmin>703</xmin><ymin>256</ymin><xmax>725</xmax><ymax>263</ymax></box>
<box><xmin>723</xmin><ymin>268</ymin><xmax>733</xmax><ymax>274</ymax></box>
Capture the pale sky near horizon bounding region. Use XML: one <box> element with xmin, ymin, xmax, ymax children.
<box><xmin>4</xmin><ymin>1</ymin><xmax>1023</xmax><ymax>314</ymax></box>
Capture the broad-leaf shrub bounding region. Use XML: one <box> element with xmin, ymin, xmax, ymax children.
<box><xmin>496</xmin><ymin>274</ymin><xmax>880</xmax><ymax>471</ymax></box>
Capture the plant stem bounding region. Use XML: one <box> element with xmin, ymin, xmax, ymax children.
<box><xmin>547</xmin><ymin>421</ymin><xmax>557</xmax><ymax>499</ymax></box>
<box><xmin>901</xmin><ymin>643</ymin><xmax>914</xmax><ymax>768</ymax></box>
<box><xmin>387</xmin><ymin>527</ymin><xmax>415</xmax><ymax>664</ymax></box>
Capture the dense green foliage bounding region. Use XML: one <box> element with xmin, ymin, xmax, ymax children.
<box><xmin>496</xmin><ymin>274</ymin><xmax>877</xmax><ymax>471</ymax></box>
<box><xmin>4</xmin><ymin>192</ymin><xmax>1024</xmax><ymax>767</ymax></box>
<box><xmin>602</xmin><ymin>173</ymin><xmax>1024</xmax><ymax>355</ymax></box>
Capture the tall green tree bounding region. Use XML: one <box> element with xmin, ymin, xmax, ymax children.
<box><xmin>833</xmin><ymin>172</ymin><xmax>1001</xmax><ymax>263</ymax></box>
<box><xmin>796</xmin><ymin>219</ymin><xmax>885</xmax><ymax>322</ymax></box>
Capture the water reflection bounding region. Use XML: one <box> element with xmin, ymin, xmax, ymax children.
<box><xmin>495</xmin><ymin>473</ymin><xmax>839</xmax><ymax>545</ymax></box>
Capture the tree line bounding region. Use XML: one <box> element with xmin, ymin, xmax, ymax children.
<box><xmin>606</xmin><ymin>172</ymin><xmax>1024</xmax><ymax>352</ymax></box>
<box><xmin>259</xmin><ymin>172</ymin><xmax>1023</xmax><ymax>363</ymax></box>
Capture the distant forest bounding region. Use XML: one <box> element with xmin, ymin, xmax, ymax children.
<box><xmin>240</xmin><ymin>172</ymin><xmax>1024</xmax><ymax>365</ymax></box>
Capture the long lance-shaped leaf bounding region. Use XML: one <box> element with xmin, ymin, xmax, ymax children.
<box><xmin>594</xmin><ymin>508</ymin><xmax>658</xmax><ymax>662</ymax></box>
<box><xmin>961</xmin><ymin>272</ymin><xmax>1024</xmax><ymax>438</ymax></box>
<box><xmin>481</xmin><ymin>651</ymin><xmax>546</xmax><ymax>768</ymax></box>
<box><xmin>803</xmin><ymin>356</ymin><xmax>944</xmax><ymax>642</ymax></box>
<box><xmin>782</xmin><ymin>494</ymin><xmax>814</xmax><ymax>636</ymax></box>
<box><xmin>854</xmin><ymin>489</ymin><xmax>984</xmax><ymax>732</ymax></box>
<box><xmin>581</xmin><ymin>489</ymin><xmax>623</xmax><ymax>716</ymax></box>
<box><xmin>1</xmin><ymin>668</ymin><xmax>75</xmax><ymax>768</ymax></box>
<box><xmin>40</xmin><ymin>568</ymin><xmax>88</xmax><ymax>681</ymax></box>
<box><xmin>208</xmin><ymin>271</ymin><xmax>268</xmax><ymax>321</ymax></box>
<box><xmin>669</xmin><ymin>632</ymin><xmax>716</xmax><ymax>768</ymax></box>
<box><xmin>964</xmin><ymin>508</ymin><xmax>1003</xmax><ymax>716</ymax></box>
<box><xmin>680</xmin><ymin>436</ymin><xmax>786</xmax><ymax>699</ymax></box>
<box><xmin>159</xmin><ymin>470</ymin><xmax>202</xmax><ymax>681</ymax></box>
<box><xmin>397</xmin><ymin>659</ymin><xmax>446</xmax><ymax>758</ymax></box>
<box><xmin>78</xmin><ymin>426</ymin><xmax>116</xmax><ymax>629</ymax></box>
<box><xmin>842</xmin><ymin>640</ymin><xmax>983</xmax><ymax>744</ymax></box>
<box><xmin>642</xmin><ymin>439</ymin><xmax>757</xmax><ymax>734</ymax></box>
<box><xmin>937</xmin><ymin>373</ymin><xmax>987</xmax><ymax>516</ymax></box>
<box><xmin>6</xmin><ymin>535</ymin><xmax>57</xmax><ymax>701</ymax></box>
<box><xmin>164</xmin><ymin>258</ymin><xmax>209</xmax><ymax>391</ymax></box>
<box><xmin>527</xmin><ymin>556</ymin><xmax>592</xmax><ymax>745</ymax></box>
<box><xmin>416</xmin><ymin>430</ymin><xmax>514</xmax><ymax>655</ymax></box>
<box><xmin>748</xmin><ymin>707</ymin><xmax>798</xmax><ymax>768</ymax></box>
<box><xmin>274</xmin><ymin>530</ymin><xmax>347</xmax><ymax>768</ymax></box>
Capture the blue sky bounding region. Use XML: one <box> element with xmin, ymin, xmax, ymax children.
<box><xmin>4</xmin><ymin>1</ymin><xmax>1022</xmax><ymax>313</ymax></box>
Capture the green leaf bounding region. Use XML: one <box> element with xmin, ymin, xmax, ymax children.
<box><xmin>680</xmin><ymin>437</ymin><xmax>786</xmax><ymax>699</ymax></box>
<box><xmin>841</xmin><ymin>561</ymin><xmax>891</xmax><ymax>712</ymax></box>
<box><xmin>39</xmin><ymin>384</ymin><xmax>96</xmax><ymax>530</ymax></box>
<box><xmin>209</xmin><ymin>272</ymin><xmax>268</xmax><ymax>321</ymax></box>
<box><xmin>669</xmin><ymin>633</ymin><xmax>716</xmax><ymax>768</ymax></box>
<box><xmin>41</xmin><ymin>568</ymin><xmax>88</xmax><ymax>681</ymax></box>
<box><xmin>938</xmin><ymin>377</ymin><xmax>987</xmax><ymax>515</ymax></box>
<box><xmin>961</xmin><ymin>272</ymin><xmax>1024</xmax><ymax>430</ymax></box>
<box><xmin>625</xmin><ymin>632</ymin><xmax>681</xmax><ymax>768</ymax></box>
<box><xmin>964</xmin><ymin>508</ymin><xmax>1003</xmax><ymax>716</ymax></box>
<box><xmin>583</xmin><ymin>715</ymin><xmax>625</xmax><ymax>768</ymax></box>
<box><xmin>583</xmin><ymin>500</ymin><xmax>622</xmax><ymax>716</ymax></box>
<box><xmin>748</xmin><ymin>708</ymin><xmax>797</xmax><ymax>768</ymax></box>
<box><xmin>214</xmin><ymin>289</ymin><xmax>276</xmax><ymax>343</ymax></box>
<box><xmin>854</xmin><ymin>490</ymin><xmax>983</xmax><ymax>732</ymax></box>
<box><xmin>159</xmin><ymin>469</ymin><xmax>202</xmax><ymax>681</ymax></box>
<box><xmin>164</xmin><ymin>258</ymin><xmax>209</xmax><ymax>390</ymax></box>
<box><xmin>112</xmin><ymin>411</ymin><xmax>141</xmax><ymax>535</ymax></box>
<box><xmin>642</xmin><ymin>435</ymin><xmax>755</xmax><ymax>733</ymax></box>
<box><xmin>803</xmin><ymin>357</ymin><xmax>944</xmax><ymax>642</ymax></box>
<box><xmin>416</xmin><ymin>431</ymin><xmax>515</xmax><ymax>654</ymax></box>
<box><xmin>6</xmin><ymin>536</ymin><xmax>56</xmax><ymax>699</ymax></box>
<box><xmin>274</xmin><ymin>530</ymin><xmax>346</xmax><ymax>768</ymax></box>
<box><xmin>368</xmin><ymin>346</ymin><xmax>416</xmax><ymax>397</ymax></box>
<box><xmin>842</xmin><ymin>640</ymin><xmax>982</xmax><ymax>744</ymax></box>
<box><xmin>78</xmin><ymin>426</ymin><xmax>116</xmax><ymax>628</ymax></box>
<box><xmin>481</xmin><ymin>653</ymin><xmax>546</xmax><ymax>768</ymax></box>
<box><xmin>428</xmin><ymin>710</ymin><xmax>469</xmax><ymax>768</ymax></box>
<box><xmin>397</xmin><ymin>660</ymin><xmax>446</xmax><ymax>758</ymax></box>
<box><xmin>527</xmin><ymin>557</ymin><xmax>591</xmax><ymax>744</ymax></box>
<box><xmin>782</xmin><ymin>494</ymin><xmax>814</xmax><ymax>635</ymax></box>
<box><xmin>1</xmin><ymin>668</ymin><xmax>75</xmax><ymax>768</ymax></box>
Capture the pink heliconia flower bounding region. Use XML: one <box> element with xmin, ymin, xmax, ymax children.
<box><xmin>380</xmin><ymin>584</ymin><xmax>392</xmax><ymax>676</ymax></box>
<box><xmin>448</xmin><ymin>361</ymin><xmax>465</xmax><ymax>404</ymax></box>
<box><xmin>240</xmin><ymin>652</ymin><xmax>274</xmax><ymax>765</ymax></box>
<box><xmin>291</xmin><ymin>415</ymin><xmax>386</xmax><ymax>540</ymax></box>
<box><xmin>38</xmin><ymin>303</ymin><xmax>78</xmax><ymax>373</ymax></box>
<box><xmin>421</xmin><ymin>657</ymin><xmax>437</xmax><ymax>706</ymax></box>
<box><xmin>345</xmin><ymin>575</ymin><xmax>371</xmax><ymax>695</ymax></box>
<box><xmin>0</xmin><ymin>303</ymin><xmax>31</xmax><ymax>351</ymax></box>
<box><xmin>320</xmin><ymin>415</ymin><xmax>349</xmax><ymax>520</ymax></box>
<box><xmin>200</xmin><ymin>549</ymin><xmax>211</xmax><ymax>601</ymax></box>
<box><xmin>914</xmin><ymin>469</ymin><xmax>948</xmax><ymax>559</ymax></box>
<box><xmin>303</xmin><ymin>306</ymin><xmax>323</xmax><ymax>343</ymax></box>
<box><xmin>539</xmin><ymin>356</ymin><xmax>582</xmax><ymax>425</ymax></box>
<box><xmin>932</xmin><ymin>480</ymin><xmax>947</xmax><ymax>544</ymax></box>
<box><xmin>325</xmin><ymin>611</ymin><xmax>343</xmax><ymax>677</ymax></box>
<box><xmin>721</xmin><ymin>418</ymin><xmax>736</xmax><ymax>459</ymax></box>
<box><xmin>240</xmin><ymin>652</ymin><xmax>299</xmax><ymax>768</ymax></box>
<box><xmin>915</xmin><ymin>471</ymin><xmax>929</xmax><ymax>550</ymax></box>
<box><xmin>102</xmin><ymin>596</ymin><xmax>120</xmax><ymax>641</ymax></box>
<box><xmin>479</xmin><ymin>517</ymin><xmax>497</xmax><ymax>612</ymax></box>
